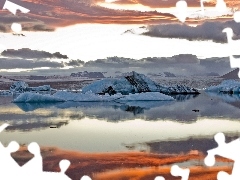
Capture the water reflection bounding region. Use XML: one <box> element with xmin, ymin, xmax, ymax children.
<box><xmin>124</xmin><ymin>135</ymin><xmax>240</xmax><ymax>154</ymax></box>
<box><xmin>14</xmin><ymin>102</ymin><xmax>64</xmax><ymax>112</ymax></box>
<box><xmin>6</xmin><ymin>121</ymin><xmax>68</xmax><ymax>132</ymax></box>
<box><xmin>169</xmin><ymin>94</ymin><xmax>199</xmax><ymax>101</ymax></box>
<box><xmin>1</xmin><ymin>92</ymin><xmax>240</xmax><ymax>125</ymax></box>
<box><xmin>0</xmin><ymin>92</ymin><xmax>240</xmax><ymax>152</ymax></box>
<box><xmin>206</xmin><ymin>92</ymin><xmax>240</xmax><ymax>110</ymax></box>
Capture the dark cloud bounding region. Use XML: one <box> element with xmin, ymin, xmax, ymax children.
<box><xmin>0</xmin><ymin>24</ymin><xmax>7</xmax><ymax>32</ymax></box>
<box><xmin>143</xmin><ymin>20</ymin><xmax>240</xmax><ymax>43</ymax></box>
<box><xmin>2</xmin><ymin>48</ymin><xmax>68</xmax><ymax>59</ymax></box>
<box><xmin>0</xmin><ymin>48</ymin><xmax>232</xmax><ymax>76</ymax></box>
<box><xmin>65</xmin><ymin>60</ymin><xmax>85</xmax><ymax>67</ymax></box>
<box><xmin>0</xmin><ymin>13</ymin><xmax>54</xmax><ymax>32</ymax></box>
<box><xmin>22</xmin><ymin>24</ymin><xmax>54</xmax><ymax>32</ymax></box>
<box><xmin>0</xmin><ymin>58</ymin><xmax>64</xmax><ymax>69</ymax></box>
<box><xmin>84</xmin><ymin>55</ymin><xmax>231</xmax><ymax>76</ymax></box>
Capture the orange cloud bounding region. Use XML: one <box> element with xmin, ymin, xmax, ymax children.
<box><xmin>0</xmin><ymin>0</ymin><xmax>236</xmax><ymax>32</ymax></box>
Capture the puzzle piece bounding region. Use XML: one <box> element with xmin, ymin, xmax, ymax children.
<box><xmin>3</xmin><ymin>0</ymin><xmax>30</xmax><ymax>15</ymax></box>
<box><xmin>175</xmin><ymin>0</ymin><xmax>188</xmax><ymax>23</ymax></box>
<box><xmin>215</xmin><ymin>0</ymin><xmax>227</xmax><ymax>12</ymax></box>
<box><xmin>154</xmin><ymin>165</ymin><xmax>190</xmax><ymax>180</ymax></box>
<box><xmin>0</xmin><ymin>140</ymin><xmax>20</xmax><ymax>172</ymax></box>
<box><xmin>222</xmin><ymin>28</ymin><xmax>240</xmax><ymax>78</ymax></box>
<box><xmin>154</xmin><ymin>176</ymin><xmax>165</xmax><ymax>180</ymax></box>
<box><xmin>200</xmin><ymin>0</ymin><xmax>227</xmax><ymax>16</ymax></box>
<box><xmin>21</xmin><ymin>142</ymin><xmax>43</xmax><ymax>173</ymax></box>
<box><xmin>0</xmin><ymin>123</ymin><xmax>93</xmax><ymax>179</ymax></box>
<box><xmin>204</xmin><ymin>132</ymin><xmax>240</xmax><ymax>180</ymax></box>
<box><xmin>3</xmin><ymin>0</ymin><xmax>30</xmax><ymax>34</ymax></box>
<box><xmin>0</xmin><ymin>44</ymin><xmax>6</xmax><ymax>54</ymax></box>
<box><xmin>0</xmin><ymin>123</ymin><xmax>9</xmax><ymax>132</ymax></box>
<box><xmin>234</xmin><ymin>11</ymin><xmax>240</xmax><ymax>23</ymax></box>
<box><xmin>80</xmin><ymin>175</ymin><xmax>92</xmax><ymax>180</ymax></box>
<box><xmin>171</xmin><ymin>165</ymin><xmax>190</xmax><ymax>180</ymax></box>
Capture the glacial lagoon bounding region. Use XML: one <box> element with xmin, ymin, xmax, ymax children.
<box><xmin>0</xmin><ymin>91</ymin><xmax>240</xmax><ymax>154</ymax></box>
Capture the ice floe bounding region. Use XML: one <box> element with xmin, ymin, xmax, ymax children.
<box><xmin>205</xmin><ymin>80</ymin><xmax>240</xmax><ymax>94</ymax></box>
<box><xmin>13</xmin><ymin>91</ymin><xmax>174</xmax><ymax>103</ymax></box>
<box><xmin>13</xmin><ymin>92</ymin><xmax>65</xmax><ymax>103</ymax></box>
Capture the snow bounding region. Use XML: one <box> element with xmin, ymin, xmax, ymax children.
<box><xmin>130</xmin><ymin>71</ymin><xmax>162</xmax><ymax>92</ymax></box>
<box><xmin>13</xmin><ymin>92</ymin><xmax>65</xmax><ymax>103</ymax></box>
<box><xmin>82</xmin><ymin>78</ymin><xmax>135</xmax><ymax>95</ymax></box>
<box><xmin>82</xmin><ymin>72</ymin><xmax>199</xmax><ymax>95</ymax></box>
<box><xmin>53</xmin><ymin>91</ymin><xmax>124</xmax><ymax>102</ymax></box>
<box><xmin>205</xmin><ymin>80</ymin><xmax>240</xmax><ymax>94</ymax></box>
<box><xmin>10</xmin><ymin>81</ymin><xmax>54</xmax><ymax>93</ymax></box>
<box><xmin>28</xmin><ymin>85</ymin><xmax>52</xmax><ymax>91</ymax></box>
<box><xmin>10</xmin><ymin>81</ymin><xmax>29</xmax><ymax>92</ymax></box>
<box><xmin>117</xmin><ymin>92</ymin><xmax>174</xmax><ymax>101</ymax></box>
<box><xmin>0</xmin><ymin>90</ymin><xmax>12</xmax><ymax>96</ymax></box>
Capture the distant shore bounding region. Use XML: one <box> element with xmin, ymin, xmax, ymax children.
<box><xmin>12</xmin><ymin>146</ymin><xmax>232</xmax><ymax>180</ymax></box>
<box><xmin>0</xmin><ymin>79</ymin><xmax>95</xmax><ymax>90</ymax></box>
<box><xmin>0</xmin><ymin>76</ymin><xmax>225</xmax><ymax>91</ymax></box>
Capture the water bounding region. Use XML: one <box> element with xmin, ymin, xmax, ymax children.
<box><xmin>0</xmin><ymin>91</ymin><xmax>240</xmax><ymax>154</ymax></box>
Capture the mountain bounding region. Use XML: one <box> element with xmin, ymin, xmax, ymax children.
<box><xmin>220</xmin><ymin>68</ymin><xmax>239</xmax><ymax>79</ymax></box>
<box><xmin>70</xmin><ymin>71</ymin><xmax>105</xmax><ymax>78</ymax></box>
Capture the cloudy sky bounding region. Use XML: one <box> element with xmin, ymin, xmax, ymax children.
<box><xmin>0</xmin><ymin>0</ymin><xmax>240</xmax><ymax>75</ymax></box>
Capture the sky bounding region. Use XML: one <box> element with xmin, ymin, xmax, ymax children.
<box><xmin>0</xmin><ymin>0</ymin><xmax>240</xmax><ymax>75</ymax></box>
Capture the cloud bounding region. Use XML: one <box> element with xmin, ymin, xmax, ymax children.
<box><xmin>65</xmin><ymin>59</ymin><xmax>85</xmax><ymax>67</ymax></box>
<box><xmin>0</xmin><ymin>24</ymin><xmax>8</xmax><ymax>32</ymax></box>
<box><xmin>2</xmin><ymin>48</ymin><xmax>68</xmax><ymax>59</ymax></box>
<box><xmin>0</xmin><ymin>0</ymin><xmax>235</xmax><ymax>31</ymax></box>
<box><xmin>22</xmin><ymin>24</ymin><xmax>54</xmax><ymax>32</ymax></box>
<box><xmin>0</xmin><ymin>48</ymin><xmax>232</xmax><ymax>76</ymax></box>
<box><xmin>0</xmin><ymin>13</ymin><xmax>54</xmax><ymax>32</ymax></box>
<box><xmin>0</xmin><ymin>58</ymin><xmax>64</xmax><ymax>69</ymax></box>
<box><xmin>0</xmin><ymin>48</ymin><xmax>68</xmax><ymax>70</ymax></box>
<box><xmin>1</xmin><ymin>0</ymin><xmax>174</xmax><ymax>28</ymax></box>
<box><xmin>84</xmin><ymin>55</ymin><xmax>231</xmax><ymax>76</ymax></box>
<box><xmin>95</xmin><ymin>0</ymin><xmax>216</xmax><ymax>8</ymax></box>
<box><xmin>143</xmin><ymin>20</ymin><xmax>240</xmax><ymax>43</ymax></box>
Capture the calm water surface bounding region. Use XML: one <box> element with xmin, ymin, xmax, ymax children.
<box><xmin>0</xmin><ymin>91</ymin><xmax>240</xmax><ymax>154</ymax></box>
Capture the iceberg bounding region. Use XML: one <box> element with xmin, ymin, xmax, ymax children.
<box><xmin>13</xmin><ymin>92</ymin><xmax>65</xmax><ymax>103</ymax></box>
<box><xmin>13</xmin><ymin>91</ymin><xmax>174</xmax><ymax>103</ymax></box>
<box><xmin>10</xmin><ymin>81</ymin><xmax>54</xmax><ymax>93</ymax></box>
<box><xmin>28</xmin><ymin>85</ymin><xmax>52</xmax><ymax>92</ymax></box>
<box><xmin>82</xmin><ymin>78</ymin><xmax>135</xmax><ymax>95</ymax></box>
<box><xmin>0</xmin><ymin>90</ymin><xmax>12</xmax><ymax>96</ymax></box>
<box><xmin>53</xmin><ymin>91</ymin><xmax>124</xmax><ymax>102</ymax></box>
<box><xmin>205</xmin><ymin>80</ymin><xmax>240</xmax><ymax>94</ymax></box>
<box><xmin>10</xmin><ymin>81</ymin><xmax>29</xmax><ymax>92</ymax></box>
<box><xmin>82</xmin><ymin>71</ymin><xmax>199</xmax><ymax>95</ymax></box>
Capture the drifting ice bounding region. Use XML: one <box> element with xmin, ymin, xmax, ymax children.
<box><xmin>13</xmin><ymin>91</ymin><xmax>174</xmax><ymax>103</ymax></box>
<box><xmin>13</xmin><ymin>92</ymin><xmax>65</xmax><ymax>103</ymax></box>
<box><xmin>205</xmin><ymin>80</ymin><xmax>240</xmax><ymax>94</ymax></box>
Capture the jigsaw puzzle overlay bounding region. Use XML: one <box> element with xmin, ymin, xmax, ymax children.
<box><xmin>0</xmin><ymin>123</ymin><xmax>91</xmax><ymax>180</ymax></box>
<box><xmin>175</xmin><ymin>0</ymin><xmax>240</xmax><ymax>78</ymax></box>
<box><xmin>1</xmin><ymin>0</ymin><xmax>240</xmax><ymax>179</ymax></box>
